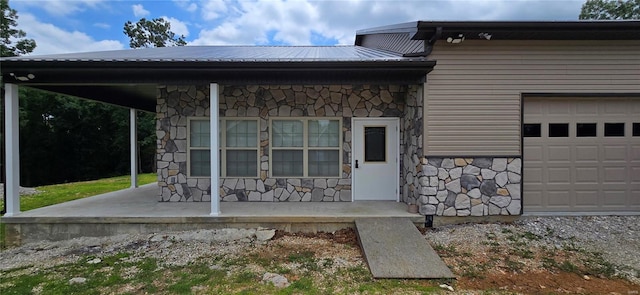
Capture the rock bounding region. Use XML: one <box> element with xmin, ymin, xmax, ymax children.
<box><xmin>583</xmin><ymin>275</ymin><xmax>591</xmax><ymax>280</ymax></box>
<box><xmin>508</xmin><ymin>158</ymin><xmax>522</xmax><ymax>173</ymax></box>
<box><xmin>455</xmin><ymin>194</ymin><xmax>470</xmax><ymax>209</ymax></box>
<box><xmin>495</xmin><ymin>172</ymin><xmax>508</xmax><ymax>187</ymax></box>
<box><xmin>423</xmin><ymin>165</ymin><xmax>438</xmax><ymax>176</ymax></box>
<box><xmin>439</xmin><ymin>284</ymin><xmax>454</xmax><ymax>291</ymax></box>
<box><xmin>445</xmin><ymin>179</ymin><xmax>461</xmax><ymax>193</ymax></box>
<box><xmin>492</xmin><ymin>158</ymin><xmax>508</xmax><ymax>171</ymax></box>
<box><xmin>449</xmin><ymin>167</ymin><xmax>462</xmax><ymax>179</ymax></box>
<box><xmin>480</xmin><ymin>179</ymin><xmax>497</xmax><ymax>196</ymax></box>
<box><xmin>463</xmin><ymin>164</ymin><xmax>480</xmax><ymax>175</ymax></box>
<box><xmin>472</xmin><ymin>158</ymin><xmax>492</xmax><ymax>169</ymax></box>
<box><xmin>262</xmin><ymin>272</ymin><xmax>290</xmax><ymax>288</ymax></box>
<box><xmin>69</xmin><ymin>277</ymin><xmax>87</xmax><ymax>284</ymax></box>
<box><xmin>460</xmin><ymin>175</ymin><xmax>481</xmax><ymax>190</ymax></box>
<box><xmin>255</xmin><ymin>228</ymin><xmax>276</xmax><ymax>241</ymax></box>
<box><xmin>490</xmin><ymin>196</ymin><xmax>511</xmax><ymax>208</ymax></box>
<box><xmin>87</xmin><ymin>258</ymin><xmax>101</xmax><ymax>264</ymax></box>
<box><xmin>481</xmin><ymin>169</ymin><xmax>497</xmax><ymax>179</ymax></box>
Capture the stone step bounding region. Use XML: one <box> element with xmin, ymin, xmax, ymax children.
<box><xmin>355</xmin><ymin>217</ymin><xmax>455</xmax><ymax>279</ymax></box>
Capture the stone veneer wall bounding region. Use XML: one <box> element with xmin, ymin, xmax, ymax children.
<box><xmin>156</xmin><ymin>84</ymin><xmax>413</xmax><ymax>202</ymax></box>
<box><xmin>400</xmin><ymin>85</ymin><xmax>423</xmax><ymax>206</ymax></box>
<box><xmin>418</xmin><ymin>157</ymin><xmax>522</xmax><ymax>216</ymax></box>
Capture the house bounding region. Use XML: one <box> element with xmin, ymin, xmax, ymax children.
<box><xmin>2</xmin><ymin>20</ymin><xmax>639</xmax><ymax>219</ymax></box>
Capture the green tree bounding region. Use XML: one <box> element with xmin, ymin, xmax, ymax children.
<box><xmin>124</xmin><ymin>17</ymin><xmax>187</xmax><ymax>173</ymax></box>
<box><xmin>0</xmin><ymin>0</ymin><xmax>36</xmax><ymax>57</ymax></box>
<box><xmin>123</xmin><ymin>18</ymin><xmax>186</xmax><ymax>48</ymax></box>
<box><xmin>580</xmin><ymin>0</ymin><xmax>640</xmax><ymax>19</ymax></box>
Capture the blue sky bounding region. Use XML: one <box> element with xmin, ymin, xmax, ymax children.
<box><xmin>11</xmin><ymin>0</ymin><xmax>586</xmax><ymax>55</ymax></box>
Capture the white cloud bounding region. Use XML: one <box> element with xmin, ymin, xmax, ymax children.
<box><xmin>132</xmin><ymin>4</ymin><xmax>150</xmax><ymax>18</ymax></box>
<box><xmin>93</xmin><ymin>22</ymin><xmax>110</xmax><ymax>29</ymax></box>
<box><xmin>201</xmin><ymin>0</ymin><xmax>229</xmax><ymax>20</ymax></box>
<box><xmin>190</xmin><ymin>0</ymin><xmax>582</xmax><ymax>46</ymax></box>
<box><xmin>174</xmin><ymin>0</ymin><xmax>198</xmax><ymax>12</ymax></box>
<box><xmin>14</xmin><ymin>0</ymin><xmax>106</xmax><ymax>17</ymax></box>
<box><xmin>18</xmin><ymin>13</ymin><xmax>124</xmax><ymax>55</ymax></box>
<box><xmin>162</xmin><ymin>16</ymin><xmax>190</xmax><ymax>37</ymax></box>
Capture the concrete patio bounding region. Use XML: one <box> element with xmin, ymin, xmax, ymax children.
<box><xmin>1</xmin><ymin>183</ymin><xmax>423</xmax><ymax>246</ymax></box>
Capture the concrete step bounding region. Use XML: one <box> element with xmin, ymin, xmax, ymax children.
<box><xmin>355</xmin><ymin>217</ymin><xmax>455</xmax><ymax>279</ymax></box>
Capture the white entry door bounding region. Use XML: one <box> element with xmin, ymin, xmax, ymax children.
<box><xmin>352</xmin><ymin>118</ymin><xmax>399</xmax><ymax>201</ymax></box>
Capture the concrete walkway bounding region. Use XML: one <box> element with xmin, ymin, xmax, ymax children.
<box><xmin>356</xmin><ymin>218</ymin><xmax>455</xmax><ymax>279</ymax></box>
<box><xmin>2</xmin><ymin>184</ymin><xmax>425</xmax><ymax>245</ymax></box>
<box><xmin>8</xmin><ymin>183</ymin><xmax>421</xmax><ymax>219</ymax></box>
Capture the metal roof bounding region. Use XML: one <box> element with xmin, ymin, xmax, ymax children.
<box><xmin>2</xmin><ymin>45</ymin><xmax>413</xmax><ymax>62</ymax></box>
<box><xmin>1</xmin><ymin>45</ymin><xmax>436</xmax><ymax>112</ymax></box>
<box><xmin>356</xmin><ymin>20</ymin><xmax>640</xmax><ymax>42</ymax></box>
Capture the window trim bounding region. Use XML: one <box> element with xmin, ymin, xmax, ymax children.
<box><xmin>187</xmin><ymin>117</ymin><xmax>260</xmax><ymax>178</ymax></box>
<box><xmin>269</xmin><ymin>117</ymin><xmax>343</xmax><ymax>178</ymax></box>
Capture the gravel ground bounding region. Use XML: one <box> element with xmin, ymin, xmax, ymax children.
<box><xmin>1</xmin><ymin>216</ymin><xmax>638</xmax><ymax>284</ymax></box>
<box><xmin>425</xmin><ymin>216</ymin><xmax>640</xmax><ymax>282</ymax></box>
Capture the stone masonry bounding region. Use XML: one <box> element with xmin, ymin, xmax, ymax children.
<box><xmin>156</xmin><ymin>84</ymin><xmax>412</xmax><ymax>202</ymax></box>
<box><xmin>417</xmin><ymin>157</ymin><xmax>522</xmax><ymax>216</ymax></box>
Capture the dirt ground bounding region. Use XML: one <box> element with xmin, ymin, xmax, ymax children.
<box><xmin>283</xmin><ymin>228</ymin><xmax>639</xmax><ymax>294</ymax></box>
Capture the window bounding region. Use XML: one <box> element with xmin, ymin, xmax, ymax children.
<box><xmin>634</xmin><ymin>123</ymin><xmax>640</xmax><ymax>137</ymax></box>
<box><xmin>604</xmin><ymin>123</ymin><xmax>625</xmax><ymax>137</ymax></box>
<box><xmin>224</xmin><ymin>120</ymin><xmax>259</xmax><ymax>177</ymax></box>
<box><xmin>271</xmin><ymin>118</ymin><xmax>341</xmax><ymax>177</ymax></box>
<box><xmin>523</xmin><ymin>123</ymin><xmax>541</xmax><ymax>137</ymax></box>
<box><xmin>577</xmin><ymin>123</ymin><xmax>597</xmax><ymax>137</ymax></box>
<box><xmin>188</xmin><ymin>118</ymin><xmax>259</xmax><ymax>177</ymax></box>
<box><xmin>549</xmin><ymin>123</ymin><xmax>569</xmax><ymax>137</ymax></box>
<box><xmin>189</xmin><ymin>120</ymin><xmax>211</xmax><ymax>177</ymax></box>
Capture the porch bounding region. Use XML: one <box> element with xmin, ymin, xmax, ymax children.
<box><xmin>1</xmin><ymin>183</ymin><xmax>423</xmax><ymax>246</ymax></box>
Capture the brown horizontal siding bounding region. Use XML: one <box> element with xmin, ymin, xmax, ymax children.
<box><xmin>424</xmin><ymin>40</ymin><xmax>640</xmax><ymax>156</ymax></box>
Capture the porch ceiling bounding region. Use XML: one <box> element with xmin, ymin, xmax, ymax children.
<box><xmin>1</xmin><ymin>46</ymin><xmax>435</xmax><ymax>112</ymax></box>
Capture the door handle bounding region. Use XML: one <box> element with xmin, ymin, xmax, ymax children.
<box><xmin>355</xmin><ymin>160</ymin><xmax>359</xmax><ymax>168</ymax></box>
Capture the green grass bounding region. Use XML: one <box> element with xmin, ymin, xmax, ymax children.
<box><xmin>0</xmin><ymin>173</ymin><xmax>156</xmax><ymax>248</ymax></box>
<box><xmin>15</xmin><ymin>173</ymin><xmax>156</xmax><ymax>211</ymax></box>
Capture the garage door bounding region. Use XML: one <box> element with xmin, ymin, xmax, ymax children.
<box><xmin>523</xmin><ymin>98</ymin><xmax>640</xmax><ymax>213</ymax></box>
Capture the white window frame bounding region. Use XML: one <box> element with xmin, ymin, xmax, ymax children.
<box><xmin>269</xmin><ymin>117</ymin><xmax>343</xmax><ymax>178</ymax></box>
<box><xmin>187</xmin><ymin>117</ymin><xmax>260</xmax><ymax>178</ymax></box>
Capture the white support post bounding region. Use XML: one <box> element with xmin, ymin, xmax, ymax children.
<box><xmin>210</xmin><ymin>83</ymin><xmax>220</xmax><ymax>216</ymax></box>
<box><xmin>130</xmin><ymin>108</ymin><xmax>138</xmax><ymax>188</ymax></box>
<box><xmin>4</xmin><ymin>84</ymin><xmax>20</xmax><ymax>216</ymax></box>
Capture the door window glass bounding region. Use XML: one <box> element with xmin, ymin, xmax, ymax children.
<box><xmin>604</xmin><ymin>123</ymin><xmax>625</xmax><ymax>137</ymax></box>
<box><xmin>549</xmin><ymin>123</ymin><xmax>569</xmax><ymax>137</ymax></box>
<box><xmin>576</xmin><ymin>123</ymin><xmax>597</xmax><ymax>137</ymax></box>
<box><xmin>364</xmin><ymin>127</ymin><xmax>386</xmax><ymax>162</ymax></box>
<box><xmin>523</xmin><ymin>123</ymin><xmax>541</xmax><ymax>137</ymax></box>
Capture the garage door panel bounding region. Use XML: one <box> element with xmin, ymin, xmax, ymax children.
<box><xmin>575</xmin><ymin>191</ymin><xmax>599</xmax><ymax>207</ymax></box>
<box><xmin>603</xmin><ymin>145</ymin><xmax>627</xmax><ymax>161</ymax></box>
<box><xmin>575</xmin><ymin>167</ymin><xmax>598</xmax><ymax>183</ymax></box>
<box><xmin>602</xmin><ymin>191</ymin><xmax>627</xmax><ymax>206</ymax></box>
<box><xmin>523</xmin><ymin>145</ymin><xmax>543</xmax><ymax>161</ymax></box>
<box><xmin>547</xmin><ymin>100</ymin><xmax>571</xmax><ymax>115</ymax></box>
<box><xmin>547</xmin><ymin>146</ymin><xmax>571</xmax><ymax>161</ymax></box>
<box><xmin>523</xmin><ymin>188</ymin><xmax>543</xmax><ymax>207</ymax></box>
<box><xmin>631</xmin><ymin>190</ymin><xmax>640</xmax><ymax>205</ymax></box>
<box><xmin>632</xmin><ymin>145</ymin><xmax>640</xmax><ymax>160</ymax></box>
<box><xmin>547</xmin><ymin>168</ymin><xmax>571</xmax><ymax>184</ymax></box>
<box><xmin>575</xmin><ymin>100</ymin><xmax>598</xmax><ymax>115</ymax></box>
<box><xmin>524</xmin><ymin>167</ymin><xmax>543</xmax><ymax>183</ymax></box>
<box><xmin>575</xmin><ymin>146</ymin><xmax>599</xmax><ymax>161</ymax></box>
<box><xmin>603</xmin><ymin>102</ymin><xmax>628</xmax><ymax>115</ymax></box>
<box><xmin>632</xmin><ymin>167</ymin><xmax>640</xmax><ymax>182</ymax></box>
<box><xmin>602</xmin><ymin>166</ymin><xmax>627</xmax><ymax>182</ymax></box>
<box><xmin>547</xmin><ymin>190</ymin><xmax>571</xmax><ymax>206</ymax></box>
<box><xmin>524</xmin><ymin>97</ymin><xmax>639</xmax><ymax>213</ymax></box>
